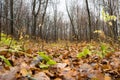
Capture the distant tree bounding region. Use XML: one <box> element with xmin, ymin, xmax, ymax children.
<box><xmin>65</xmin><ymin>0</ymin><xmax>78</xmax><ymax>41</ymax></box>
<box><xmin>32</xmin><ymin>0</ymin><xmax>41</xmax><ymax>37</ymax></box>
<box><xmin>4</xmin><ymin>0</ymin><xmax>9</xmax><ymax>34</ymax></box>
<box><xmin>85</xmin><ymin>0</ymin><xmax>92</xmax><ymax>40</ymax></box>
<box><xmin>10</xmin><ymin>0</ymin><xmax>14</xmax><ymax>35</ymax></box>
<box><xmin>39</xmin><ymin>0</ymin><xmax>49</xmax><ymax>39</ymax></box>
<box><xmin>0</xmin><ymin>1</ymin><xmax>2</xmax><ymax>40</ymax></box>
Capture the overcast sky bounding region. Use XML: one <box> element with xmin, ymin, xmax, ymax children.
<box><xmin>56</xmin><ymin>0</ymin><xmax>85</xmax><ymax>19</ymax></box>
<box><xmin>57</xmin><ymin>0</ymin><xmax>84</xmax><ymax>12</ymax></box>
<box><xmin>58</xmin><ymin>0</ymin><xmax>66</xmax><ymax>12</ymax></box>
<box><xmin>26</xmin><ymin>0</ymin><xmax>94</xmax><ymax>19</ymax></box>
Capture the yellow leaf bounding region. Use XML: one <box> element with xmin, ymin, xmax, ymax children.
<box><xmin>20</xmin><ymin>68</ymin><xmax>28</xmax><ymax>76</ymax></box>
<box><xmin>93</xmin><ymin>30</ymin><xmax>103</xmax><ymax>34</ymax></box>
<box><xmin>108</xmin><ymin>22</ymin><xmax>112</xmax><ymax>26</ymax></box>
<box><xmin>104</xmin><ymin>75</ymin><xmax>111</xmax><ymax>80</ymax></box>
<box><xmin>19</xmin><ymin>32</ymin><xmax>23</xmax><ymax>40</ymax></box>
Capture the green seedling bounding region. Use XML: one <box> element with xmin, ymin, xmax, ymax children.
<box><xmin>77</xmin><ymin>48</ymin><xmax>91</xmax><ymax>58</ymax></box>
<box><xmin>0</xmin><ymin>33</ymin><xmax>17</xmax><ymax>47</ymax></box>
<box><xmin>46</xmin><ymin>60</ymin><xmax>56</xmax><ymax>65</ymax></box>
<box><xmin>99</xmin><ymin>43</ymin><xmax>109</xmax><ymax>58</ymax></box>
<box><xmin>97</xmin><ymin>43</ymin><xmax>114</xmax><ymax>58</ymax></box>
<box><xmin>38</xmin><ymin>52</ymin><xmax>51</xmax><ymax>61</ymax></box>
<box><xmin>37</xmin><ymin>52</ymin><xmax>56</xmax><ymax>69</ymax></box>
<box><xmin>0</xmin><ymin>55</ymin><xmax>12</xmax><ymax>66</ymax></box>
<box><xmin>39</xmin><ymin>64</ymin><xmax>49</xmax><ymax>69</ymax></box>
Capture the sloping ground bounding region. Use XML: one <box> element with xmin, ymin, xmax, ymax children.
<box><xmin>0</xmin><ymin>41</ymin><xmax>120</xmax><ymax>80</ymax></box>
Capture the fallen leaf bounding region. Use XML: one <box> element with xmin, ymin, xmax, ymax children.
<box><xmin>55</xmin><ymin>63</ymin><xmax>67</xmax><ymax>69</ymax></box>
<box><xmin>34</xmin><ymin>72</ymin><xmax>50</xmax><ymax>80</ymax></box>
<box><xmin>104</xmin><ymin>74</ymin><xmax>112</xmax><ymax>80</ymax></box>
<box><xmin>54</xmin><ymin>78</ymin><xmax>62</xmax><ymax>80</ymax></box>
<box><xmin>20</xmin><ymin>68</ymin><xmax>28</xmax><ymax>77</ymax></box>
<box><xmin>0</xmin><ymin>66</ymin><xmax>19</xmax><ymax>80</ymax></box>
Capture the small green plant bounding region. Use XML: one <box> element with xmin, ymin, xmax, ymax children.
<box><xmin>97</xmin><ymin>43</ymin><xmax>114</xmax><ymax>58</ymax></box>
<box><xmin>0</xmin><ymin>55</ymin><xmax>12</xmax><ymax>66</ymax></box>
<box><xmin>77</xmin><ymin>48</ymin><xmax>91</xmax><ymax>58</ymax></box>
<box><xmin>37</xmin><ymin>52</ymin><xmax>56</xmax><ymax>68</ymax></box>
<box><xmin>77</xmin><ymin>43</ymin><xmax>114</xmax><ymax>58</ymax></box>
<box><xmin>0</xmin><ymin>33</ymin><xmax>17</xmax><ymax>46</ymax></box>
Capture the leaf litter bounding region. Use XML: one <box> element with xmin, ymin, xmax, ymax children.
<box><xmin>0</xmin><ymin>41</ymin><xmax>120</xmax><ymax>80</ymax></box>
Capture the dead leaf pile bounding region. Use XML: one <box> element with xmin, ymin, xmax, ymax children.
<box><xmin>0</xmin><ymin>41</ymin><xmax>120</xmax><ymax>80</ymax></box>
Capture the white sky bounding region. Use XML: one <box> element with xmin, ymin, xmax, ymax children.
<box><xmin>58</xmin><ymin>0</ymin><xmax>66</xmax><ymax>12</ymax></box>
<box><xmin>57</xmin><ymin>0</ymin><xmax>85</xmax><ymax>13</ymax></box>
<box><xmin>26</xmin><ymin>0</ymin><xmax>94</xmax><ymax>19</ymax></box>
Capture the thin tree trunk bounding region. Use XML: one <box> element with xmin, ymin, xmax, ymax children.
<box><xmin>40</xmin><ymin>0</ymin><xmax>48</xmax><ymax>39</ymax></box>
<box><xmin>32</xmin><ymin>0</ymin><xmax>41</xmax><ymax>37</ymax></box>
<box><xmin>65</xmin><ymin>0</ymin><xmax>78</xmax><ymax>41</ymax></box>
<box><xmin>5</xmin><ymin>0</ymin><xmax>9</xmax><ymax>35</ymax></box>
<box><xmin>0</xmin><ymin>1</ymin><xmax>2</xmax><ymax>40</ymax></box>
<box><xmin>10</xmin><ymin>0</ymin><xmax>14</xmax><ymax>35</ymax></box>
<box><xmin>85</xmin><ymin>0</ymin><xmax>92</xmax><ymax>40</ymax></box>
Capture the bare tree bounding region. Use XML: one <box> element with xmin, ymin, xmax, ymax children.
<box><xmin>0</xmin><ymin>0</ymin><xmax>119</xmax><ymax>42</ymax></box>
<box><xmin>85</xmin><ymin>0</ymin><xmax>92</xmax><ymax>40</ymax></box>
<box><xmin>65</xmin><ymin>0</ymin><xmax>78</xmax><ymax>41</ymax></box>
<box><xmin>0</xmin><ymin>1</ymin><xmax>2</xmax><ymax>40</ymax></box>
<box><xmin>39</xmin><ymin>0</ymin><xmax>49</xmax><ymax>39</ymax></box>
<box><xmin>32</xmin><ymin>0</ymin><xmax>42</xmax><ymax>37</ymax></box>
<box><xmin>10</xmin><ymin>0</ymin><xmax>14</xmax><ymax>35</ymax></box>
<box><xmin>4</xmin><ymin>0</ymin><xmax>9</xmax><ymax>34</ymax></box>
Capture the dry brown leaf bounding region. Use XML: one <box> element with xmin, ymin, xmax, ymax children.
<box><xmin>0</xmin><ymin>66</ymin><xmax>19</xmax><ymax>80</ymax></box>
<box><xmin>34</xmin><ymin>72</ymin><xmax>50</xmax><ymax>80</ymax></box>
<box><xmin>54</xmin><ymin>78</ymin><xmax>62</xmax><ymax>80</ymax></box>
<box><xmin>20</xmin><ymin>68</ymin><xmax>28</xmax><ymax>77</ymax></box>
<box><xmin>20</xmin><ymin>62</ymin><xmax>29</xmax><ymax>69</ymax></box>
<box><xmin>43</xmin><ymin>70</ymin><xmax>54</xmax><ymax>77</ymax></box>
<box><xmin>55</xmin><ymin>63</ymin><xmax>67</xmax><ymax>69</ymax></box>
<box><xmin>26</xmin><ymin>49</ymin><xmax>33</xmax><ymax>54</ymax></box>
<box><xmin>104</xmin><ymin>75</ymin><xmax>112</xmax><ymax>80</ymax></box>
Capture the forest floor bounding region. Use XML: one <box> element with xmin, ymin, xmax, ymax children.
<box><xmin>0</xmin><ymin>36</ymin><xmax>120</xmax><ymax>80</ymax></box>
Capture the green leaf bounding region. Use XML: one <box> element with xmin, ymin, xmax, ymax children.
<box><xmin>83</xmin><ymin>48</ymin><xmax>91</xmax><ymax>55</ymax></box>
<box><xmin>77</xmin><ymin>48</ymin><xmax>91</xmax><ymax>58</ymax></box>
<box><xmin>38</xmin><ymin>52</ymin><xmax>51</xmax><ymax>61</ymax></box>
<box><xmin>101</xmin><ymin>44</ymin><xmax>106</xmax><ymax>51</ymax></box>
<box><xmin>38</xmin><ymin>52</ymin><xmax>57</xmax><ymax>67</ymax></box>
<box><xmin>77</xmin><ymin>52</ymin><xmax>84</xmax><ymax>58</ymax></box>
<box><xmin>0</xmin><ymin>55</ymin><xmax>12</xmax><ymax>66</ymax></box>
<box><xmin>39</xmin><ymin>64</ymin><xmax>49</xmax><ymax>69</ymax></box>
<box><xmin>46</xmin><ymin>60</ymin><xmax>56</xmax><ymax>65</ymax></box>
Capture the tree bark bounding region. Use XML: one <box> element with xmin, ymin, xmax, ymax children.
<box><xmin>85</xmin><ymin>0</ymin><xmax>92</xmax><ymax>40</ymax></box>
<box><xmin>10</xmin><ymin>0</ymin><xmax>14</xmax><ymax>35</ymax></box>
<box><xmin>40</xmin><ymin>0</ymin><xmax>49</xmax><ymax>39</ymax></box>
<box><xmin>65</xmin><ymin>0</ymin><xmax>78</xmax><ymax>41</ymax></box>
<box><xmin>32</xmin><ymin>0</ymin><xmax>41</xmax><ymax>37</ymax></box>
<box><xmin>0</xmin><ymin>1</ymin><xmax>2</xmax><ymax>41</ymax></box>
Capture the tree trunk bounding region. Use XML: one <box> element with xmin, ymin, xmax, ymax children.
<box><xmin>4</xmin><ymin>0</ymin><xmax>9</xmax><ymax>35</ymax></box>
<box><xmin>0</xmin><ymin>1</ymin><xmax>2</xmax><ymax>41</ymax></box>
<box><xmin>10</xmin><ymin>0</ymin><xmax>14</xmax><ymax>35</ymax></box>
<box><xmin>85</xmin><ymin>0</ymin><xmax>92</xmax><ymax>40</ymax></box>
<box><xmin>40</xmin><ymin>0</ymin><xmax>49</xmax><ymax>39</ymax></box>
<box><xmin>65</xmin><ymin>1</ymin><xmax>78</xmax><ymax>41</ymax></box>
<box><xmin>32</xmin><ymin>0</ymin><xmax>41</xmax><ymax>37</ymax></box>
